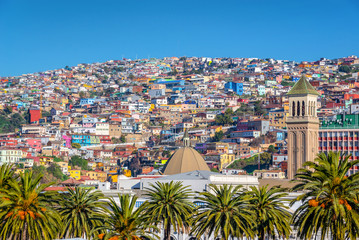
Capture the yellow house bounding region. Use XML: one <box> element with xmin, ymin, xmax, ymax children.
<box><xmin>56</xmin><ymin>161</ymin><xmax>68</xmax><ymax>175</ymax></box>
<box><xmin>87</xmin><ymin>162</ymin><xmax>97</xmax><ymax>170</ymax></box>
<box><xmin>269</xmin><ymin>109</ymin><xmax>288</xmax><ymax>129</ymax></box>
<box><xmin>68</xmin><ymin>169</ymin><xmax>81</xmax><ymax>180</ymax></box>
<box><xmin>110</xmin><ymin>175</ymin><xmax>118</xmax><ymax>183</ymax></box>
<box><xmin>123</xmin><ymin>169</ymin><xmax>131</xmax><ymax>177</ymax></box>
<box><xmin>220</xmin><ymin>153</ymin><xmax>235</xmax><ymax>170</ymax></box>
<box><xmin>39</xmin><ymin>156</ymin><xmax>53</xmax><ymax>166</ymax></box>
<box><xmin>86</xmin><ymin>171</ymin><xmax>107</xmax><ymax>182</ymax></box>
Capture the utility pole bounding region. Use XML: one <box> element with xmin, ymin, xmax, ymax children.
<box><xmin>258</xmin><ymin>146</ymin><xmax>260</xmax><ymax>170</ymax></box>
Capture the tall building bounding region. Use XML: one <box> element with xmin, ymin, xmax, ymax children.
<box><xmin>318</xmin><ymin>114</ymin><xmax>359</xmax><ymax>175</ymax></box>
<box><xmin>286</xmin><ymin>76</ymin><xmax>320</xmax><ymax>179</ymax></box>
<box><xmin>29</xmin><ymin>107</ymin><xmax>41</xmax><ymax>124</ymax></box>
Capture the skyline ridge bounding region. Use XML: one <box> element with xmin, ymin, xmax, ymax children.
<box><xmin>2</xmin><ymin>54</ymin><xmax>357</xmax><ymax>78</ymax></box>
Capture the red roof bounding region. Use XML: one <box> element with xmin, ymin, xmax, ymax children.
<box><xmin>44</xmin><ymin>186</ymin><xmax>71</xmax><ymax>191</ymax></box>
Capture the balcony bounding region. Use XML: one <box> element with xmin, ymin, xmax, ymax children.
<box><xmin>344</xmin><ymin>137</ymin><xmax>348</xmax><ymax>141</ymax></box>
<box><xmin>333</xmin><ymin>137</ymin><xmax>337</xmax><ymax>141</ymax></box>
<box><xmin>328</xmin><ymin>137</ymin><xmax>332</xmax><ymax>141</ymax></box>
<box><xmin>349</xmin><ymin>137</ymin><xmax>353</xmax><ymax>141</ymax></box>
<box><xmin>338</xmin><ymin>137</ymin><xmax>342</xmax><ymax>140</ymax></box>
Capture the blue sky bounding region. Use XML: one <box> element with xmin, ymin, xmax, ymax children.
<box><xmin>0</xmin><ymin>0</ymin><xmax>358</xmax><ymax>76</ymax></box>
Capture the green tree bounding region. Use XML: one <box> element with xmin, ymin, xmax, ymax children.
<box><xmin>247</xmin><ymin>185</ymin><xmax>291</xmax><ymax>240</ymax></box>
<box><xmin>260</xmin><ymin>152</ymin><xmax>272</xmax><ymax>166</ymax></box>
<box><xmin>213</xmin><ymin>130</ymin><xmax>224</xmax><ymax>142</ymax></box>
<box><xmin>22</xmin><ymin>111</ymin><xmax>30</xmax><ymax>123</ymax></box>
<box><xmin>4</xmin><ymin>106</ymin><xmax>13</xmax><ymax>114</ymax></box>
<box><xmin>191</xmin><ymin>184</ymin><xmax>254</xmax><ymax>240</ymax></box>
<box><xmin>69</xmin><ymin>156</ymin><xmax>89</xmax><ymax>170</ymax></box>
<box><xmin>142</xmin><ymin>181</ymin><xmax>194</xmax><ymax>240</ymax></box>
<box><xmin>215</xmin><ymin>112</ymin><xmax>233</xmax><ymax>125</ymax></box>
<box><xmin>0</xmin><ymin>171</ymin><xmax>62</xmax><ymax>240</ymax></box>
<box><xmin>111</xmin><ymin>137</ymin><xmax>120</xmax><ymax>144</ymax></box>
<box><xmin>268</xmin><ymin>145</ymin><xmax>276</xmax><ymax>154</ymax></box>
<box><xmin>254</xmin><ymin>101</ymin><xmax>267</xmax><ymax>116</ymax></box>
<box><xmin>0</xmin><ymin>164</ymin><xmax>16</xmax><ymax>190</ymax></box>
<box><xmin>281</xmin><ymin>81</ymin><xmax>295</xmax><ymax>87</ymax></box>
<box><xmin>339</xmin><ymin>65</ymin><xmax>351</xmax><ymax>73</ymax></box>
<box><xmin>47</xmin><ymin>163</ymin><xmax>68</xmax><ymax>181</ymax></box>
<box><xmin>71</xmin><ymin>142</ymin><xmax>82</xmax><ymax>149</ymax></box>
<box><xmin>291</xmin><ymin>152</ymin><xmax>359</xmax><ymax>240</ymax></box>
<box><xmin>97</xmin><ymin>194</ymin><xmax>158</xmax><ymax>240</ymax></box>
<box><xmin>120</xmin><ymin>135</ymin><xmax>126</xmax><ymax>143</ymax></box>
<box><xmin>56</xmin><ymin>187</ymin><xmax>106</xmax><ymax>240</ymax></box>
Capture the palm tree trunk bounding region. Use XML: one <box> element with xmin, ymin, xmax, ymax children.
<box><xmin>259</xmin><ymin>227</ymin><xmax>265</xmax><ymax>240</ymax></box>
<box><xmin>164</xmin><ymin>221</ymin><xmax>171</xmax><ymax>240</ymax></box>
<box><xmin>22</xmin><ymin>223</ymin><xmax>27</xmax><ymax>240</ymax></box>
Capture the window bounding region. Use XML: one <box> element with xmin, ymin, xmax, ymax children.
<box><xmin>302</xmin><ymin>101</ymin><xmax>305</xmax><ymax>116</ymax></box>
<box><xmin>292</xmin><ymin>101</ymin><xmax>296</xmax><ymax>116</ymax></box>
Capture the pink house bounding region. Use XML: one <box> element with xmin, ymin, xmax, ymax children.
<box><xmin>26</xmin><ymin>139</ymin><xmax>42</xmax><ymax>152</ymax></box>
<box><xmin>62</xmin><ymin>135</ymin><xmax>72</xmax><ymax>148</ymax></box>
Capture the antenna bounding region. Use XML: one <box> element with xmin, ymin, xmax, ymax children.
<box><xmin>258</xmin><ymin>146</ymin><xmax>260</xmax><ymax>170</ymax></box>
<box><xmin>40</xmin><ymin>94</ymin><xmax>43</xmax><ymax>119</ymax></box>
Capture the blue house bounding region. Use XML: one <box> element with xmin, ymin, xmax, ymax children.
<box><xmin>155</xmin><ymin>79</ymin><xmax>185</xmax><ymax>89</ymax></box>
<box><xmin>71</xmin><ymin>134</ymin><xmax>92</xmax><ymax>146</ymax></box>
<box><xmin>80</xmin><ymin>98</ymin><xmax>95</xmax><ymax>106</ymax></box>
<box><xmin>224</xmin><ymin>82</ymin><xmax>243</xmax><ymax>95</ymax></box>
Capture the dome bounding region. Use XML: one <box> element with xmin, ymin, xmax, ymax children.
<box><xmin>161</xmin><ymin>147</ymin><xmax>210</xmax><ymax>175</ymax></box>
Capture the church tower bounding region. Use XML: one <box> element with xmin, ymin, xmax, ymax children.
<box><xmin>286</xmin><ymin>76</ymin><xmax>320</xmax><ymax>179</ymax></box>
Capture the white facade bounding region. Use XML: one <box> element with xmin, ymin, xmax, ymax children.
<box><xmin>0</xmin><ymin>149</ymin><xmax>23</xmax><ymax>165</ymax></box>
<box><xmin>95</xmin><ymin>123</ymin><xmax>109</xmax><ymax>135</ymax></box>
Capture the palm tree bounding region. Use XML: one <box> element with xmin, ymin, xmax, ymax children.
<box><xmin>291</xmin><ymin>152</ymin><xmax>359</xmax><ymax>240</ymax></box>
<box><xmin>96</xmin><ymin>194</ymin><xmax>158</xmax><ymax>240</ymax></box>
<box><xmin>247</xmin><ymin>185</ymin><xmax>291</xmax><ymax>240</ymax></box>
<box><xmin>56</xmin><ymin>187</ymin><xmax>106</xmax><ymax>240</ymax></box>
<box><xmin>191</xmin><ymin>184</ymin><xmax>254</xmax><ymax>240</ymax></box>
<box><xmin>0</xmin><ymin>163</ymin><xmax>16</xmax><ymax>190</ymax></box>
<box><xmin>141</xmin><ymin>181</ymin><xmax>194</xmax><ymax>240</ymax></box>
<box><xmin>0</xmin><ymin>170</ymin><xmax>62</xmax><ymax>240</ymax></box>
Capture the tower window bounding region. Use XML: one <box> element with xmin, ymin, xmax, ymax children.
<box><xmin>302</xmin><ymin>101</ymin><xmax>305</xmax><ymax>116</ymax></box>
<box><xmin>297</xmin><ymin>101</ymin><xmax>300</xmax><ymax>116</ymax></box>
<box><xmin>292</xmin><ymin>101</ymin><xmax>296</xmax><ymax>117</ymax></box>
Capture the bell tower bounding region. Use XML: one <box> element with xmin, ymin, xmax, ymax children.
<box><xmin>286</xmin><ymin>76</ymin><xmax>320</xmax><ymax>179</ymax></box>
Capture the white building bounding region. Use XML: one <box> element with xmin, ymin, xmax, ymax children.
<box><xmin>0</xmin><ymin>148</ymin><xmax>23</xmax><ymax>165</ymax></box>
<box><xmin>95</xmin><ymin>122</ymin><xmax>109</xmax><ymax>136</ymax></box>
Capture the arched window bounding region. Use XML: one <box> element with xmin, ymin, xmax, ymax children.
<box><xmin>302</xmin><ymin>101</ymin><xmax>305</xmax><ymax>116</ymax></box>
<box><xmin>297</xmin><ymin>101</ymin><xmax>300</xmax><ymax>116</ymax></box>
<box><xmin>309</xmin><ymin>101</ymin><xmax>312</xmax><ymax>116</ymax></box>
<box><xmin>292</xmin><ymin>101</ymin><xmax>296</xmax><ymax>117</ymax></box>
